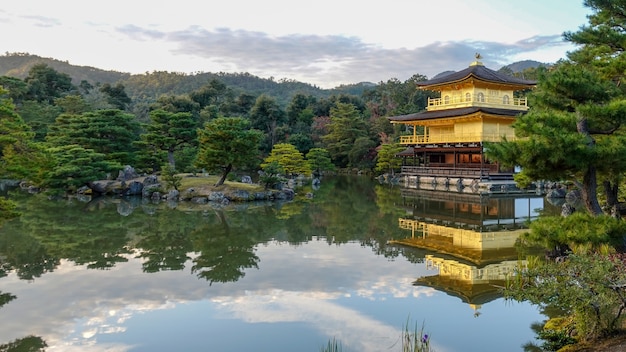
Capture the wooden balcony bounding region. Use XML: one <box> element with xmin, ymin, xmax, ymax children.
<box><xmin>427</xmin><ymin>95</ymin><xmax>528</xmax><ymax>111</ymax></box>
<box><xmin>400</xmin><ymin>165</ymin><xmax>513</xmax><ymax>181</ymax></box>
<box><xmin>399</xmin><ymin>132</ymin><xmax>515</xmax><ymax>145</ymax></box>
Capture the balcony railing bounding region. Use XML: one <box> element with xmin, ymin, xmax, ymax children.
<box><xmin>400</xmin><ymin>165</ymin><xmax>496</xmax><ymax>178</ymax></box>
<box><xmin>399</xmin><ymin>132</ymin><xmax>515</xmax><ymax>145</ymax></box>
<box><xmin>427</xmin><ymin>94</ymin><xmax>528</xmax><ymax>111</ymax></box>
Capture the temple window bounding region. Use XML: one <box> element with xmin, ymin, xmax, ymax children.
<box><xmin>477</xmin><ymin>92</ymin><xmax>485</xmax><ymax>102</ymax></box>
<box><xmin>503</xmin><ymin>95</ymin><xmax>510</xmax><ymax>104</ymax></box>
<box><xmin>444</xmin><ymin>95</ymin><xmax>450</xmax><ymax>104</ymax></box>
<box><xmin>465</xmin><ymin>93</ymin><xmax>471</xmax><ymax>102</ymax></box>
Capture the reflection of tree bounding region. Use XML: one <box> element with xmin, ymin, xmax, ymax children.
<box><xmin>0</xmin><ymin>291</ymin><xmax>16</xmax><ymax>308</ymax></box>
<box><xmin>134</xmin><ymin>211</ymin><xmax>196</xmax><ymax>273</ymax></box>
<box><xmin>5</xmin><ymin>194</ymin><xmax>140</xmax><ymax>271</ymax></box>
<box><xmin>190</xmin><ymin>210</ymin><xmax>260</xmax><ymax>285</ymax></box>
<box><xmin>0</xmin><ymin>230</ymin><xmax>58</xmax><ymax>280</ymax></box>
<box><xmin>0</xmin><ymin>335</ymin><xmax>47</xmax><ymax>352</ymax></box>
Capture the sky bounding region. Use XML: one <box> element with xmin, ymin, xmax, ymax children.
<box><xmin>1</xmin><ymin>0</ymin><xmax>592</xmax><ymax>89</ymax></box>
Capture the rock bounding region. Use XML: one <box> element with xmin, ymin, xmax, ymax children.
<box><xmin>282</xmin><ymin>188</ymin><xmax>295</xmax><ymax>200</ymax></box>
<box><xmin>117</xmin><ymin>165</ymin><xmax>139</xmax><ymax>181</ymax></box>
<box><xmin>142</xmin><ymin>184</ymin><xmax>161</xmax><ymax>198</ymax></box>
<box><xmin>125</xmin><ymin>180</ymin><xmax>143</xmax><ymax>196</ymax></box>
<box><xmin>208</xmin><ymin>192</ymin><xmax>225</xmax><ymax>202</ymax></box>
<box><xmin>241</xmin><ymin>175</ymin><xmax>252</xmax><ymax>184</ymax></box>
<box><xmin>150</xmin><ymin>192</ymin><xmax>161</xmax><ymax>201</ymax></box>
<box><xmin>561</xmin><ymin>203</ymin><xmax>575</xmax><ymax>217</ymax></box>
<box><xmin>191</xmin><ymin>196</ymin><xmax>208</xmax><ymax>204</ymax></box>
<box><xmin>565</xmin><ymin>189</ymin><xmax>582</xmax><ymax>206</ymax></box>
<box><xmin>167</xmin><ymin>190</ymin><xmax>180</xmax><ymax>201</ymax></box>
<box><xmin>228</xmin><ymin>190</ymin><xmax>251</xmax><ymax>201</ymax></box>
<box><xmin>143</xmin><ymin>175</ymin><xmax>158</xmax><ymax>186</ymax></box>
<box><xmin>305</xmin><ymin>192</ymin><xmax>314</xmax><ymax>199</ymax></box>
<box><xmin>546</xmin><ymin>188</ymin><xmax>567</xmax><ymax>199</ymax></box>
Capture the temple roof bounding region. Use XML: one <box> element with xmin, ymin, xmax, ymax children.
<box><xmin>418</xmin><ymin>62</ymin><xmax>536</xmax><ymax>90</ymax></box>
<box><xmin>387</xmin><ymin>106</ymin><xmax>524</xmax><ymax>123</ymax></box>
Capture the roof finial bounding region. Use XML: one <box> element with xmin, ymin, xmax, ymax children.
<box><xmin>470</xmin><ymin>52</ymin><xmax>484</xmax><ymax>66</ymax></box>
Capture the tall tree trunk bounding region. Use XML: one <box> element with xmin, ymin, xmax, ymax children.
<box><xmin>581</xmin><ymin>165</ymin><xmax>603</xmax><ymax>215</ymax></box>
<box><xmin>577</xmin><ymin>113</ymin><xmax>603</xmax><ymax>216</ymax></box>
<box><xmin>215</xmin><ymin>163</ymin><xmax>232</xmax><ymax>186</ymax></box>
<box><xmin>167</xmin><ymin>149</ymin><xmax>176</xmax><ymax>169</ymax></box>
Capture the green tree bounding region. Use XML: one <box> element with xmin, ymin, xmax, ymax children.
<box><xmin>485</xmin><ymin>0</ymin><xmax>626</xmax><ymax>216</ymax></box>
<box><xmin>249</xmin><ymin>94</ymin><xmax>286</xmax><ymax>151</ymax></box>
<box><xmin>322</xmin><ymin>102</ymin><xmax>369</xmax><ymax>168</ymax></box>
<box><xmin>195</xmin><ymin>117</ymin><xmax>263</xmax><ymax>186</ymax></box>
<box><xmin>42</xmin><ymin>145</ymin><xmax>121</xmax><ymax>193</ymax></box>
<box><xmin>506</xmin><ymin>252</ymin><xmax>626</xmax><ymax>342</ymax></box>
<box><xmin>306</xmin><ymin>148</ymin><xmax>335</xmax><ymax>176</ymax></box>
<box><xmin>261</xmin><ymin>143</ymin><xmax>311</xmax><ymax>177</ymax></box>
<box><xmin>24</xmin><ymin>64</ymin><xmax>76</xmax><ymax>104</ymax></box>
<box><xmin>0</xmin><ymin>87</ymin><xmax>48</xmax><ymax>183</ymax></box>
<box><xmin>375</xmin><ymin>143</ymin><xmax>405</xmax><ymax>175</ymax></box>
<box><xmin>46</xmin><ymin>109</ymin><xmax>141</xmax><ymax>166</ymax></box>
<box><xmin>138</xmin><ymin>109</ymin><xmax>198</xmax><ymax>170</ymax></box>
<box><xmin>99</xmin><ymin>83</ymin><xmax>132</xmax><ymax>110</ymax></box>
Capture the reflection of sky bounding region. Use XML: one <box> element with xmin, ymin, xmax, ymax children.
<box><xmin>0</xmin><ymin>240</ymin><xmax>542</xmax><ymax>352</ymax></box>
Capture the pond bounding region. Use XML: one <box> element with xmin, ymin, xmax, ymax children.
<box><xmin>0</xmin><ymin>176</ymin><xmax>554</xmax><ymax>352</ymax></box>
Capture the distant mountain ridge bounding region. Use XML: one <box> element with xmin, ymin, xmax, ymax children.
<box><xmin>0</xmin><ymin>53</ymin><xmax>547</xmax><ymax>104</ymax></box>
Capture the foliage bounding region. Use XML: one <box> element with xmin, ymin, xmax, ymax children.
<box><xmin>195</xmin><ymin>117</ymin><xmax>263</xmax><ymax>186</ymax></box>
<box><xmin>261</xmin><ymin>143</ymin><xmax>311</xmax><ymax>177</ymax></box>
<box><xmin>306</xmin><ymin>148</ymin><xmax>335</xmax><ymax>176</ymax></box>
<box><xmin>0</xmin><ymin>198</ymin><xmax>19</xmax><ymax>224</ymax></box>
<box><xmin>0</xmin><ymin>335</ymin><xmax>47</xmax><ymax>352</ymax></box>
<box><xmin>23</xmin><ymin>63</ymin><xmax>76</xmax><ymax>104</ymax></box>
<box><xmin>137</xmin><ymin>109</ymin><xmax>198</xmax><ymax>170</ymax></box>
<box><xmin>486</xmin><ymin>2</ymin><xmax>626</xmax><ymax>215</ymax></box>
<box><xmin>486</xmin><ymin>63</ymin><xmax>626</xmax><ymax>215</ymax></box>
<box><xmin>348</xmin><ymin>136</ymin><xmax>377</xmax><ymax>169</ymax></box>
<box><xmin>519</xmin><ymin>213</ymin><xmax>626</xmax><ymax>253</ymax></box>
<box><xmin>322</xmin><ymin>102</ymin><xmax>370</xmax><ymax>168</ymax></box>
<box><xmin>46</xmin><ymin>109</ymin><xmax>141</xmax><ymax>166</ymax></box>
<box><xmin>41</xmin><ymin>145</ymin><xmax>121</xmax><ymax>192</ymax></box>
<box><xmin>259</xmin><ymin>161</ymin><xmax>285</xmax><ymax>189</ymax></box>
<box><xmin>249</xmin><ymin>94</ymin><xmax>286</xmax><ymax>151</ymax></box>
<box><xmin>99</xmin><ymin>82</ymin><xmax>132</xmax><ymax>110</ymax></box>
<box><xmin>0</xmin><ymin>89</ymin><xmax>48</xmax><ymax>183</ymax></box>
<box><xmin>375</xmin><ymin>143</ymin><xmax>405</xmax><ymax>175</ymax></box>
<box><xmin>160</xmin><ymin>164</ymin><xmax>182</xmax><ymax>191</ymax></box>
<box><xmin>506</xmin><ymin>252</ymin><xmax>626</xmax><ymax>342</ymax></box>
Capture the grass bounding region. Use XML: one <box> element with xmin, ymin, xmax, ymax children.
<box><xmin>175</xmin><ymin>174</ymin><xmax>264</xmax><ymax>193</ymax></box>
<box><xmin>320</xmin><ymin>319</ymin><xmax>432</xmax><ymax>352</ymax></box>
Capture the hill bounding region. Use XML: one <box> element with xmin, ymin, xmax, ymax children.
<box><xmin>0</xmin><ymin>52</ymin><xmax>543</xmax><ymax>106</ymax></box>
<box><xmin>0</xmin><ymin>52</ymin><xmax>129</xmax><ymax>84</ymax></box>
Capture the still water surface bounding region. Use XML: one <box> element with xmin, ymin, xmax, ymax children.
<box><xmin>0</xmin><ymin>176</ymin><xmax>551</xmax><ymax>351</ymax></box>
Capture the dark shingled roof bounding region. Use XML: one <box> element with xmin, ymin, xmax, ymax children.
<box><xmin>387</xmin><ymin>106</ymin><xmax>525</xmax><ymax>122</ymax></box>
<box><xmin>418</xmin><ymin>63</ymin><xmax>536</xmax><ymax>88</ymax></box>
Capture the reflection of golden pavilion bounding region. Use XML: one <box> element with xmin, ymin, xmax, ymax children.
<box><xmin>416</xmin><ymin>255</ymin><xmax>523</xmax><ymax>308</ymax></box>
<box><xmin>391</xmin><ymin>190</ymin><xmax>540</xmax><ymax>308</ymax></box>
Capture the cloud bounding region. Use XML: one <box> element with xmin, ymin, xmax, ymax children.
<box><xmin>20</xmin><ymin>15</ymin><xmax>61</xmax><ymax>28</ymax></box>
<box><xmin>115</xmin><ymin>25</ymin><xmax>571</xmax><ymax>88</ymax></box>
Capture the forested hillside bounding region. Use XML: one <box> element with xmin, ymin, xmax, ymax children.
<box><xmin>0</xmin><ymin>51</ymin><xmax>543</xmax><ymax>195</ymax></box>
<box><xmin>0</xmin><ymin>53</ymin><xmax>375</xmax><ymax>107</ymax></box>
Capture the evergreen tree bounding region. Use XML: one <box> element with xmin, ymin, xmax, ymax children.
<box><xmin>305</xmin><ymin>148</ymin><xmax>335</xmax><ymax>176</ymax></box>
<box><xmin>322</xmin><ymin>102</ymin><xmax>369</xmax><ymax>168</ymax></box>
<box><xmin>261</xmin><ymin>143</ymin><xmax>311</xmax><ymax>178</ymax></box>
<box><xmin>138</xmin><ymin>109</ymin><xmax>198</xmax><ymax>170</ymax></box>
<box><xmin>486</xmin><ymin>1</ymin><xmax>626</xmax><ymax>216</ymax></box>
<box><xmin>195</xmin><ymin>117</ymin><xmax>263</xmax><ymax>186</ymax></box>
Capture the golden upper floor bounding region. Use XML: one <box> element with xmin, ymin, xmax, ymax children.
<box><xmin>418</xmin><ymin>60</ymin><xmax>535</xmax><ymax>112</ymax></box>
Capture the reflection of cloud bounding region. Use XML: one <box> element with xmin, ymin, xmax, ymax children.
<box><xmin>0</xmin><ymin>241</ymin><xmax>442</xmax><ymax>351</ymax></box>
